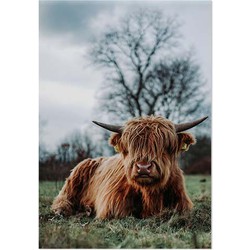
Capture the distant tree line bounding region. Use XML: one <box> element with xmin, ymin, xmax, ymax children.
<box><xmin>39</xmin><ymin>131</ymin><xmax>211</xmax><ymax>181</ymax></box>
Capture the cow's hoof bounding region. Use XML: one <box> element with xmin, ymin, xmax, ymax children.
<box><xmin>85</xmin><ymin>205</ymin><xmax>92</xmax><ymax>217</ymax></box>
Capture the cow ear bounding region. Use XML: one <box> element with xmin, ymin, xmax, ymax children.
<box><xmin>109</xmin><ymin>133</ymin><xmax>122</xmax><ymax>152</ymax></box>
<box><xmin>177</xmin><ymin>132</ymin><xmax>196</xmax><ymax>152</ymax></box>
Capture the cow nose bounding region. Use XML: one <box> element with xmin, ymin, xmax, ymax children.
<box><xmin>136</xmin><ymin>162</ymin><xmax>152</xmax><ymax>174</ymax></box>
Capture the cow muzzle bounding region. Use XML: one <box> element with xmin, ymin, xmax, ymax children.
<box><xmin>131</xmin><ymin>161</ymin><xmax>161</xmax><ymax>185</ymax></box>
<box><xmin>136</xmin><ymin>162</ymin><xmax>152</xmax><ymax>176</ymax></box>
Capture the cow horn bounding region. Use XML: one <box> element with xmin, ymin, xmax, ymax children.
<box><xmin>92</xmin><ymin>121</ymin><xmax>123</xmax><ymax>133</ymax></box>
<box><xmin>174</xmin><ymin>116</ymin><xmax>208</xmax><ymax>133</ymax></box>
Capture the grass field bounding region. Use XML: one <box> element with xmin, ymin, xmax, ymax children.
<box><xmin>39</xmin><ymin>175</ymin><xmax>211</xmax><ymax>248</ymax></box>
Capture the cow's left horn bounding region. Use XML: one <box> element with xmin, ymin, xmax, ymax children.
<box><xmin>175</xmin><ymin>116</ymin><xmax>208</xmax><ymax>133</ymax></box>
<box><xmin>92</xmin><ymin>121</ymin><xmax>123</xmax><ymax>133</ymax></box>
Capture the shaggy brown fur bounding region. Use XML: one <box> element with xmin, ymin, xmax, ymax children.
<box><xmin>52</xmin><ymin>116</ymin><xmax>196</xmax><ymax>219</ymax></box>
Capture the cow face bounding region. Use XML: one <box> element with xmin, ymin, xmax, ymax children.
<box><xmin>109</xmin><ymin>116</ymin><xmax>196</xmax><ymax>188</ymax></box>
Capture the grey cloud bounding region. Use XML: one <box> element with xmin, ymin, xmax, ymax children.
<box><xmin>39</xmin><ymin>1</ymin><xmax>115</xmax><ymax>43</ymax></box>
<box><xmin>39</xmin><ymin>1</ymin><xmax>211</xmax><ymax>46</ymax></box>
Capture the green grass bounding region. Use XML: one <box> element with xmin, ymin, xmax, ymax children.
<box><xmin>39</xmin><ymin>175</ymin><xmax>211</xmax><ymax>248</ymax></box>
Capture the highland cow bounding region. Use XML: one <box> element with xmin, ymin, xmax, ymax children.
<box><xmin>52</xmin><ymin>115</ymin><xmax>208</xmax><ymax>219</ymax></box>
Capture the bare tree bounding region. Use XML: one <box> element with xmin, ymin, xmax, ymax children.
<box><xmin>145</xmin><ymin>55</ymin><xmax>205</xmax><ymax>122</ymax></box>
<box><xmin>89</xmin><ymin>9</ymin><xmax>206</xmax><ymax>122</ymax></box>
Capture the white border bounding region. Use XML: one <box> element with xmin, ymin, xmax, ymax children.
<box><xmin>213</xmin><ymin>0</ymin><xmax>250</xmax><ymax>249</ymax></box>
<box><xmin>0</xmin><ymin>0</ymin><xmax>38</xmax><ymax>249</ymax></box>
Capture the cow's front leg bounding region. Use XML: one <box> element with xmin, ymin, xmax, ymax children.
<box><xmin>164</xmin><ymin>169</ymin><xmax>193</xmax><ymax>213</ymax></box>
<box><xmin>51</xmin><ymin>158</ymin><xmax>100</xmax><ymax>216</ymax></box>
<box><xmin>51</xmin><ymin>164</ymin><xmax>85</xmax><ymax>216</ymax></box>
<box><xmin>51</xmin><ymin>183</ymin><xmax>74</xmax><ymax>216</ymax></box>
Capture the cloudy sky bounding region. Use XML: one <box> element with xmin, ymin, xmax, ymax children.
<box><xmin>39</xmin><ymin>0</ymin><xmax>212</xmax><ymax>151</ymax></box>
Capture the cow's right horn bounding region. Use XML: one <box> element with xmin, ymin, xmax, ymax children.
<box><xmin>92</xmin><ymin>121</ymin><xmax>123</xmax><ymax>133</ymax></box>
<box><xmin>174</xmin><ymin>116</ymin><xmax>208</xmax><ymax>133</ymax></box>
